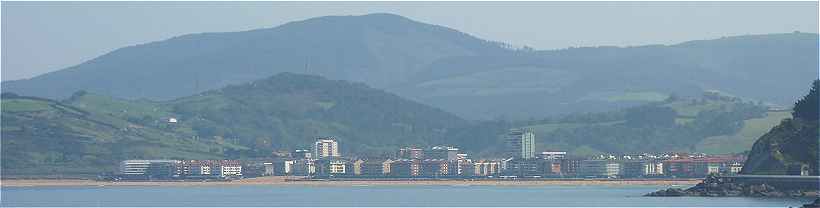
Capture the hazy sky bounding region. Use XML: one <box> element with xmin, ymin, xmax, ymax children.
<box><xmin>2</xmin><ymin>1</ymin><xmax>817</xmax><ymax>81</ymax></box>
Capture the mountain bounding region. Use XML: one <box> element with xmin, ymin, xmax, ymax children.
<box><xmin>2</xmin><ymin>13</ymin><xmax>817</xmax><ymax>120</ymax></box>
<box><xmin>1</xmin><ymin>13</ymin><xmax>509</xmax><ymax>101</ymax></box>
<box><xmin>2</xmin><ymin>73</ymin><xmax>469</xmax><ymax>175</ymax></box>
<box><xmin>395</xmin><ymin>33</ymin><xmax>819</xmax><ymax>119</ymax></box>
<box><xmin>741</xmin><ymin>80</ymin><xmax>818</xmax><ymax>175</ymax></box>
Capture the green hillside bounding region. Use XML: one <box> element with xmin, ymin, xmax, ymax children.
<box><xmin>695</xmin><ymin>111</ymin><xmax>791</xmax><ymax>154</ymax></box>
<box><xmin>2</xmin><ymin>73</ymin><xmax>470</xmax><ymax>176</ymax></box>
<box><xmin>524</xmin><ymin>94</ymin><xmax>774</xmax><ymax>155</ymax></box>
<box><xmin>1</xmin><ymin>93</ymin><xmax>237</xmax><ymax>176</ymax></box>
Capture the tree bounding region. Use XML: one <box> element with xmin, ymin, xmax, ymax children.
<box><xmin>793</xmin><ymin>80</ymin><xmax>819</xmax><ymax>121</ymax></box>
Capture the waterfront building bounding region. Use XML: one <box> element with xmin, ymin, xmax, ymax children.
<box><xmin>473</xmin><ymin>160</ymin><xmax>500</xmax><ymax>176</ymax></box>
<box><xmin>263</xmin><ymin>162</ymin><xmax>275</xmax><ymax>176</ymax></box>
<box><xmin>429</xmin><ymin>146</ymin><xmax>459</xmax><ymax>161</ymax></box>
<box><xmin>537</xmin><ymin>159</ymin><xmax>562</xmax><ymax>176</ymax></box>
<box><xmin>353</xmin><ymin>159</ymin><xmax>365</xmax><ymax>175</ymax></box>
<box><xmin>313</xmin><ymin>137</ymin><xmax>340</xmax><ymax>159</ymax></box>
<box><xmin>579</xmin><ymin>160</ymin><xmax>620</xmax><ymax>178</ymax></box>
<box><xmin>504</xmin><ymin>158</ymin><xmax>540</xmax><ymax>177</ymax></box>
<box><xmin>505</xmin><ymin>129</ymin><xmax>535</xmax><ymax>159</ymax></box>
<box><xmin>356</xmin><ymin>159</ymin><xmax>387</xmax><ymax>176</ymax></box>
<box><xmin>291</xmin><ymin>159</ymin><xmax>316</xmax><ymax>176</ymax></box>
<box><xmin>315</xmin><ymin>158</ymin><xmax>347</xmax><ymax>176</ymax></box>
<box><xmin>390</xmin><ymin>159</ymin><xmax>421</xmax><ymax>177</ymax></box>
<box><xmin>664</xmin><ymin>157</ymin><xmax>733</xmax><ymax>178</ymax></box>
<box><xmin>217</xmin><ymin>160</ymin><xmax>243</xmax><ymax>178</ymax></box>
<box><xmin>119</xmin><ymin>160</ymin><xmax>154</xmax><ymax>175</ymax></box>
<box><xmin>560</xmin><ymin>158</ymin><xmax>582</xmax><ymax>177</ymax></box>
<box><xmin>382</xmin><ymin>159</ymin><xmax>394</xmax><ymax>175</ymax></box>
<box><xmin>421</xmin><ymin>159</ymin><xmax>449</xmax><ymax>177</ymax></box>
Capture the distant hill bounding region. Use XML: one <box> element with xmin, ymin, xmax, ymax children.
<box><xmin>396</xmin><ymin>33</ymin><xmax>818</xmax><ymax>119</ymax></box>
<box><xmin>520</xmin><ymin>93</ymin><xmax>775</xmax><ymax>156</ymax></box>
<box><xmin>159</xmin><ymin>73</ymin><xmax>468</xmax><ymax>155</ymax></box>
<box><xmin>741</xmin><ymin>80</ymin><xmax>818</xmax><ymax>175</ymax></box>
<box><xmin>2</xmin><ymin>14</ymin><xmax>817</xmax><ymax>120</ymax></box>
<box><xmin>2</xmin><ymin>73</ymin><xmax>470</xmax><ymax>175</ymax></box>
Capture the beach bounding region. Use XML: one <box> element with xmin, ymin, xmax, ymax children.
<box><xmin>1</xmin><ymin>176</ymin><xmax>701</xmax><ymax>187</ymax></box>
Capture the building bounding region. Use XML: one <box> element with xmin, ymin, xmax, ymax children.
<box><xmin>579</xmin><ymin>160</ymin><xmax>620</xmax><ymax>178</ymax></box>
<box><xmin>354</xmin><ymin>159</ymin><xmax>387</xmax><ymax>176</ymax></box>
<box><xmin>313</xmin><ymin>137</ymin><xmax>340</xmax><ymax>159</ymax></box>
<box><xmin>537</xmin><ymin>159</ymin><xmax>562</xmax><ymax>176</ymax></box>
<box><xmin>505</xmin><ymin>129</ymin><xmax>536</xmax><ymax>159</ymax></box>
<box><xmin>119</xmin><ymin>160</ymin><xmax>154</xmax><ymax>175</ymax></box>
<box><xmin>291</xmin><ymin>159</ymin><xmax>316</xmax><ymax>176</ymax></box>
<box><xmin>473</xmin><ymin>160</ymin><xmax>500</xmax><ymax>177</ymax></box>
<box><xmin>315</xmin><ymin>158</ymin><xmax>348</xmax><ymax>176</ymax></box>
<box><xmin>429</xmin><ymin>146</ymin><xmax>459</xmax><ymax>161</ymax></box>
<box><xmin>292</xmin><ymin>149</ymin><xmax>312</xmax><ymax>159</ymax></box>
<box><xmin>540</xmin><ymin>152</ymin><xmax>567</xmax><ymax>160</ymax></box>
<box><xmin>504</xmin><ymin>158</ymin><xmax>540</xmax><ymax>177</ymax></box>
<box><xmin>353</xmin><ymin>159</ymin><xmax>365</xmax><ymax>175</ymax></box>
<box><xmin>390</xmin><ymin>159</ymin><xmax>421</xmax><ymax>177</ymax></box>
<box><xmin>398</xmin><ymin>147</ymin><xmax>424</xmax><ymax>159</ymax></box>
<box><xmin>119</xmin><ymin>160</ymin><xmax>186</xmax><ymax>180</ymax></box>
<box><xmin>421</xmin><ymin>159</ymin><xmax>450</xmax><ymax>177</ymax></box>
<box><xmin>217</xmin><ymin>160</ymin><xmax>243</xmax><ymax>178</ymax></box>
<box><xmin>664</xmin><ymin>157</ymin><xmax>733</xmax><ymax>178</ymax></box>
<box><xmin>263</xmin><ymin>162</ymin><xmax>275</xmax><ymax>176</ymax></box>
<box><xmin>382</xmin><ymin>159</ymin><xmax>394</xmax><ymax>175</ymax></box>
<box><xmin>560</xmin><ymin>158</ymin><xmax>582</xmax><ymax>177</ymax></box>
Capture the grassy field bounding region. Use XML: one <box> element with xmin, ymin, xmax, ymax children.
<box><xmin>695</xmin><ymin>111</ymin><xmax>791</xmax><ymax>154</ymax></box>
<box><xmin>1</xmin><ymin>99</ymin><xmax>52</xmax><ymax>112</ymax></box>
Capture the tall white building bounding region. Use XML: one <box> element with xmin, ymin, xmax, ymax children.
<box><xmin>313</xmin><ymin>137</ymin><xmax>340</xmax><ymax>158</ymax></box>
<box><xmin>505</xmin><ymin>129</ymin><xmax>535</xmax><ymax>159</ymax></box>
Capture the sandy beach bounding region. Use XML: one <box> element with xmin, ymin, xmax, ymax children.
<box><xmin>1</xmin><ymin>176</ymin><xmax>701</xmax><ymax>187</ymax></box>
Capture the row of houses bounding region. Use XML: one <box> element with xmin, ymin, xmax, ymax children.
<box><xmin>554</xmin><ymin>157</ymin><xmax>744</xmax><ymax>178</ymax></box>
<box><xmin>117</xmin><ymin>160</ymin><xmax>244</xmax><ymax>180</ymax></box>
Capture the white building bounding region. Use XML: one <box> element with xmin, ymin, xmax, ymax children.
<box><xmin>119</xmin><ymin>160</ymin><xmax>178</xmax><ymax>175</ymax></box>
<box><xmin>119</xmin><ymin>160</ymin><xmax>153</xmax><ymax>175</ymax></box>
<box><xmin>218</xmin><ymin>161</ymin><xmax>243</xmax><ymax>177</ymax></box>
<box><xmin>329</xmin><ymin>160</ymin><xmax>346</xmax><ymax>174</ymax></box>
<box><xmin>313</xmin><ymin>137</ymin><xmax>340</xmax><ymax>158</ymax></box>
<box><xmin>505</xmin><ymin>129</ymin><xmax>535</xmax><ymax>159</ymax></box>
<box><xmin>540</xmin><ymin>151</ymin><xmax>567</xmax><ymax>160</ymax></box>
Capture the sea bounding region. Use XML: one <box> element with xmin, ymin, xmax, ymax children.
<box><xmin>0</xmin><ymin>184</ymin><xmax>813</xmax><ymax>207</ymax></box>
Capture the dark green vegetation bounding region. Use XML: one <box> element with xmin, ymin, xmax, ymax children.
<box><xmin>3</xmin><ymin>14</ymin><xmax>817</xmax><ymax>120</ymax></box>
<box><xmin>741</xmin><ymin>80</ymin><xmax>818</xmax><ymax>175</ymax></box>
<box><xmin>1</xmin><ymin>73</ymin><xmax>468</xmax><ymax>175</ymax></box>
<box><xmin>163</xmin><ymin>73</ymin><xmax>467</xmax><ymax>156</ymax></box>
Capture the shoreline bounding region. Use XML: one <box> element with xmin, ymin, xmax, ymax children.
<box><xmin>1</xmin><ymin>176</ymin><xmax>701</xmax><ymax>187</ymax></box>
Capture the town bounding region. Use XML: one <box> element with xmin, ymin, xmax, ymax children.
<box><xmin>109</xmin><ymin>128</ymin><xmax>780</xmax><ymax>182</ymax></box>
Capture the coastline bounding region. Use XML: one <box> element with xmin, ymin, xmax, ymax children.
<box><xmin>1</xmin><ymin>176</ymin><xmax>701</xmax><ymax>187</ymax></box>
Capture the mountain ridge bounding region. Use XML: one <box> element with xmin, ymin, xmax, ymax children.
<box><xmin>2</xmin><ymin>13</ymin><xmax>816</xmax><ymax>120</ymax></box>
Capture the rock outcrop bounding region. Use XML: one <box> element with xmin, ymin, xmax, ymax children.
<box><xmin>645</xmin><ymin>175</ymin><xmax>810</xmax><ymax>197</ymax></box>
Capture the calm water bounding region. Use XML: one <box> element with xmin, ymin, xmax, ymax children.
<box><xmin>1</xmin><ymin>185</ymin><xmax>813</xmax><ymax>207</ymax></box>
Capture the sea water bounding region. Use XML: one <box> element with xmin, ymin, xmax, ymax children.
<box><xmin>1</xmin><ymin>185</ymin><xmax>813</xmax><ymax>207</ymax></box>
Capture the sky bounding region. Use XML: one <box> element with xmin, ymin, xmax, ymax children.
<box><xmin>2</xmin><ymin>1</ymin><xmax>818</xmax><ymax>81</ymax></box>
